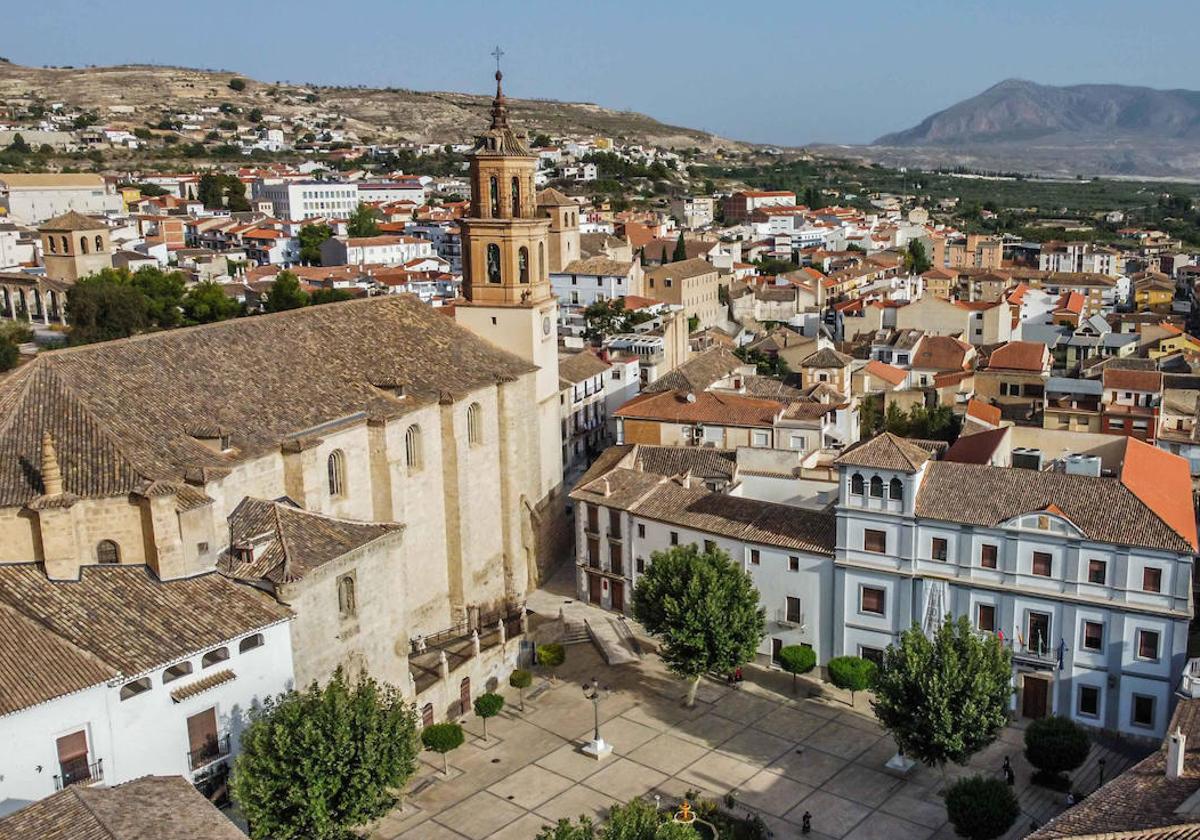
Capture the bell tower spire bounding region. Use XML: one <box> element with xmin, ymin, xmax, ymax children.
<box><xmin>490</xmin><ymin>46</ymin><xmax>509</xmax><ymax>129</ymax></box>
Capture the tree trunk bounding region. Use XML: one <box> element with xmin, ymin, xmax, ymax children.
<box><xmin>686</xmin><ymin>675</ymin><xmax>701</xmax><ymax>707</ymax></box>
<box><xmin>792</xmin><ymin>672</ymin><xmax>797</xmax><ymax>694</ymax></box>
<box><xmin>482</xmin><ymin>717</ymin><xmax>488</xmax><ymax>741</ymax></box>
<box><xmin>519</xmin><ymin>687</ymin><xmax>524</xmax><ymax>712</ymax></box>
<box><xmin>442</xmin><ymin>751</ymin><xmax>449</xmax><ymax>775</ymax></box>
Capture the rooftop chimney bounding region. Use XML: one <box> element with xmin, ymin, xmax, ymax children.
<box><xmin>1169</xmin><ymin>727</ymin><xmax>1187</xmax><ymax>781</ymax></box>
<box><xmin>41</xmin><ymin>432</ymin><xmax>63</xmax><ymax>497</ymax></box>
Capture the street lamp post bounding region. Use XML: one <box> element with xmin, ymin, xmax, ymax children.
<box><xmin>581</xmin><ymin>676</ymin><xmax>613</xmax><ymax>760</ymax></box>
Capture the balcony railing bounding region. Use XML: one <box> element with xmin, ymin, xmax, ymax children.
<box><xmin>774</xmin><ymin>608</ymin><xmax>805</xmax><ymax>629</ymax></box>
<box><xmin>54</xmin><ymin>757</ymin><xmax>103</xmax><ymax>790</ymax></box>
<box><xmin>187</xmin><ymin>734</ymin><xmax>231</xmax><ymax>771</ymax></box>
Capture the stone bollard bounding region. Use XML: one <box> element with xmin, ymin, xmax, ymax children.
<box><xmin>471</xmin><ymin>629</ymin><xmax>481</xmax><ymax>657</ymax></box>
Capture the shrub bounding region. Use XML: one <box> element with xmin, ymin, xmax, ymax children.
<box><xmin>509</xmin><ymin>668</ymin><xmax>533</xmax><ymax>711</ymax></box>
<box><xmin>0</xmin><ymin>321</ymin><xmax>33</xmax><ymax>344</ymax></box>
<box><xmin>778</xmin><ymin>645</ymin><xmax>817</xmax><ymax>693</ymax></box>
<box><xmin>420</xmin><ymin>722</ymin><xmax>464</xmax><ymax>775</ymax></box>
<box><xmin>945</xmin><ymin>775</ymin><xmax>1019</xmax><ymax>840</ymax></box>
<box><xmin>0</xmin><ymin>338</ymin><xmax>17</xmax><ymax>372</ymax></box>
<box><xmin>1025</xmin><ymin>716</ymin><xmax>1090</xmax><ymax>780</ymax></box>
<box><xmin>473</xmin><ymin>692</ymin><xmax>504</xmax><ymax>740</ymax></box>
<box><xmin>827</xmin><ymin>655</ymin><xmax>876</xmax><ymax>704</ymax></box>
<box><xmin>228</xmin><ymin>77</ymin><xmax>246</xmax><ymax>91</ymax></box>
<box><xmin>537</xmin><ymin>642</ymin><xmax>565</xmax><ymax>672</ymax></box>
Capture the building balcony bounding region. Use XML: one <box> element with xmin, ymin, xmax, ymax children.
<box><xmin>187</xmin><ymin>734</ymin><xmax>231</xmax><ymax>772</ymax></box>
<box><xmin>774</xmin><ymin>608</ymin><xmax>806</xmax><ymax>630</ymax></box>
<box><xmin>54</xmin><ymin>757</ymin><xmax>103</xmax><ymax>790</ymax></box>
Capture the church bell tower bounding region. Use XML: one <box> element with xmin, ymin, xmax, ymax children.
<box><xmin>455</xmin><ymin>61</ymin><xmax>563</xmax><ymax>501</ymax></box>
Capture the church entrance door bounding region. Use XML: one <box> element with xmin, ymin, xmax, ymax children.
<box><xmin>611</xmin><ymin>580</ymin><xmax>624</xmax><ymax>613</ymax></box>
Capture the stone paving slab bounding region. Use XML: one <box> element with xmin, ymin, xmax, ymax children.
<box><xmin>765</xmin><ymin>744</ymin><xmax>847</xmax><ymax>787</ymax></box>
<box><xmin>534</xmin><ymin>783</ymin><xmax>618</xmax><ymax>825</ymax></box>
<box><xmin>581</xmin><ymin>756</ymin><xmax>668</xmax><ymax>802</ymax></box>
<box><xmin>430</xmin><ymin>791</ymin><xmax>525</xmax><ymax>840</ymax></box>
<box><xmin>786</xmin><ymin>790</ymin><xmax>873</xmax><ymax>839</ymax></box>
<box><xmin>626</xmin><ymin>732</ymin><xmax>712</xmax><ymax>776</ymax></box>
<box><xmin>822</xmin><ymin>762</ymin><xmax>904</xmax><ymax>808</ymax></box>
<box><xmin>733</xmin><ymin>768</ymin><xmax>814</xmax><ymax>818</ymax></box>
<box><xmin>676</xmin><ymin>751</ymin><xmax>761</xmax><ymax>794</ymax></box>
<box><xmin>486</xmin><ymin>764</ymin><xmax>575</xmax><ymax>811</ymax></box>
<box><xmin>843</xmin><ymin>810</ymin><xmax>936</xmax><ymax>840</ymax></box>
<box><xmin>717</xmin><ymin>726</ymin><xmax>796</xmax><ymax>767</ymax></box>
<box><xmin>534</xmin><ymin>742</ymin><xmax>607</xmax><ymax>783</ymax></box>
<box><xmin>879</xmin><ymin>789</ymin><xmax>948</xmax><ymax>829</ymax></box>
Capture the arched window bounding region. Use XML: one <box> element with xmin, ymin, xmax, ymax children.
<box><xmin>79</xmin><ymin>236</ymin><xmax>89</xmax><ymax>255</ymax></box>
<box><xmin>94</xmin><ymin>234</ymin><xmax>103</xmax><ymax>252</ymax></box>
<box><xmin>60</xmin><ymin>235</ymin><xmax>68</xmax><ymax>253</ymax></box>
<box><xmin>467</xmin><ymin>402</ymin><xmax>483</xmax><ymax>446</ymax></box>
<box><xmin>120</xmin><ymin>677</ymin><xmax>152</xmax><ymax>701</ymax></box>
<box><xmin>239</xmin><ymin>633</ymin><xmax>264</xmax><ymax>653</ymax></box>
<box><xmin>338</xmin><ymin>573</ymin><xmax>357</xmax><ymax>618</ymax></box>
<box><xmin>486</xmin><ymin>243</ymin><xmax>501</xmax><ymax>284</ymax></box>
<box><xmin>405</xmin><ymin>424</ymin><xmax>423</xmax><ymax>472</ymax></box>
<box><xmin>850</xmin><ymin>473</ymin><xmax>864</xmax><ymax>496</ymax></box>
<box><xmin>48</xmin><ymin>236</ymin><xmax>57</xmax><ymax>254</ymax></box>
<box><xmin>518</xmin><ymin>246</ymin><xmax>529</xmax><ymax>284</ymax></box>
<box><xmin>422</xmin><ymin>703</ymin><xmax>434</xmax><ymax>727</ymax></box>
<box><xmin>489</xmin><ymin>175</ymin><xmax>499</xmax><ymax>217</ymax></box>
<box><xmin>538</xmin><ymin>241</ymin><xmax>544</xmax><ymax>282</ymax></box>
<box><xmin>96</xmin><ymin>540</ymin><xmax>120</xmax><ymax>564</ymax></box>
<box><xmin>162</xmin><ymin>661</ymin><xmax>193</xmax><ymax>684</ymax></box>
<box><xmin>511</xmin><ymin>176</ymin><xmax>521</xmax><ymax>217</ymax></box>
<box><xmin>327</xmin><ymin>449</ymin><xmax>346</xmax><ymax>497</ymax></box>
<box><xmin>889</xmin><ymin>477</ymin><xmax>904</xmax><ymax>501</ymax></box>
<box><xmin>869</xmin><ymin>476</ymin><xmax>884</xmax><ymax>498</ymax></box>
<box><xmin>201</xmin><ymin>646</ymin><xmax>229</xmax><ymax>668</ymax></box>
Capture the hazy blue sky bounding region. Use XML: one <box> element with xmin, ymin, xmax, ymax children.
<box><xmin>6</xmin><ymin>0</ymin><xmax>1199</xmax><ymax>145</ymax></box>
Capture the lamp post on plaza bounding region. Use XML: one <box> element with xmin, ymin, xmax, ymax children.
<box><xmin>581</xmin><ymin>676</ymin><xmax>612</xmax><ymax>760</ymax></box>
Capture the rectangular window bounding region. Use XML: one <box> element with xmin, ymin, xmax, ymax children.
<box><xmin>789</xmin><ymin>555</ymin><xmax>800</xmax><ymax>572</ymax></box>
<box><xmin>609</xmin><ymin>510</ymin><xmax>621</xmax><ymax>538</ymax></box>
<box><xmin>1078</xmin><ymin>685</ymin><xmax>1100</xmax><ymax>717</ymax></box>
<box><xmin>1132</xmin><ymin>694</ymin><xmax>1155</xmax><ymax>728</ymax></box>
<box><xmin>704</xmin><ymin>539</ymin><xmax>716</xmax><ymax>554</ymax></box>
<box><xmin>1082</xmin><ymin>621</ymin><xmax>1103</xmax><ymax>651</ymax></box>
<box><xmin>637</xmin><ymin>523</ymin><xmax>645</xmax><ymax>539</ymax></box>
<box><xmin>863</xmin><ymin>529</ymin><xmax>887</xmax><ymax>554</ymax></box>
<box><xmin>860</xmin><ymin>586</ymin><xmax>886</xmax><ymax>615</ymax></box>
<box><xmin>860</xmin><ymin>646</ymin><xmax>885</xmax><ymax>667</ymax></box>
<box><xmin>977</xmin><ymin>603</ymin><xmax>995</xmax><ymax>633</ymax></box>
<box><xmin>636</xmin><ymin>557</ymin><xmax>645</xmax><ymax>573</ymax></box>
<box><xmin>586</xmin><ymin>505</ymin><xmax>599</xmax><ymax>534</ymax></box>
<box><xmin>1138</xmin><ymin>629</ymin><xmax>1160</xmax><ymax>661</ymax></box>
<box><xmin>669</xmin><ymin>531</ymin><xmax>678</xmax><ymax>546</ymax></box>
<box><xmin>751</xmin><ymin>430</ymin><xmax>770</xmax><ymax>447</ymax></box>
<box><xmin>1087</xmin><ymin>559</ymin><xmax>1107</xmax><ymax>584</ymax></box>
<box><xmin>587</xmin><ymin>538</ymin><xmax>600</xmax><ymax>567</ymax></box>
<box><xmin>1143</xmin><ymin>567</ymin><xmax>1163</xmax><ymax>593</ymax></box>
<box><xmin>1031</xmin><ymin>551</ymin><xmax>1052</xmax><ymax>577</ymax></box>
<box><xmin>750</xmin><ymin>549</ymin><xmax>761</xmax><ymax>565</ymax></box>
<box><xmin>980</xmin><ymin>544</ymin><xmax>998</xmax><ymax>569</ymax></box>
<box><xmin>785</xmin><ymin>596</ymin><xmax>802</xmax><ymax>624</ymax></box>
<box><xmin>931</xmin><ymin>537</ymin><xmax>948</xmax><ymax>561</ymax></box>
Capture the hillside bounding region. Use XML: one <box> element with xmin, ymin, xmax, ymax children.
<box><xmin>863</xmin><ymin>79</ymin><xmax>1200</xmax><ymax>179</ymax></box>
<box><xmin>0</xmin><ymin>62</ymin><xmax>742</xmax><ymax>152</ymax></box>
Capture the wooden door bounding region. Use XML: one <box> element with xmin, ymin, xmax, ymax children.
<box><xmin>611</xmin><ymin>580</ymin><xmax>624</xmax><ymax>613</ymax></box>
<box><xmin>459</xmin><ymin>677</ymin><xmax>471</xmax><ymax>717</ymax></box>
<box><xmin>1022</xmin><ymin>676</ymin><xmax>1049</xmax><ymax>719</ymax></box>
<box><xmin>771</xmin><ymin>638</ymin><xmax>783</xmax><ymax>663</ymax></box>
<box><xmin>588</xmin><ymin>573</ymin><xmax>602</xmax><ymax>605</ymax></box>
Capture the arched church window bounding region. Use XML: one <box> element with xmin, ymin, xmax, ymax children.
<box><xmin>869</xmin><ymin>476</ymin><xmax>884</xmax><ymax>498</ymax></box>
<box><xmin>511</xmin><ymin>176</ymin><xmax>521</xmax><ymax>217</ymax></box>
<box><xmin>94</xmin><ymin>234</ymin><xmax>103</xmax><ymax>252</ymax></box>
<box><xmin>48</xmin><ymin>236</ymin><xmax>57</xmax><ymax>254</ymax></box>
<box><xmin>518</xmin><ymin>247</ymin><xmax>529</xmax><ymax>284</ymax></box>
<box><xmin>96</xmin><ymin>540</ymin><xmax>120</xmax><ymax>564</ymax></box>
<box><xmin>850</xmin><ymin>473</ymin><xmax>864</xmax><ymax>496</ymax></box>
<box><xmin>467</xmin><ymin>402</ymin><xmax>483</xmax><ymax>446</ymax></box>
<box><xmin>338</xmin><ymin>573</ymin><xmax>357</xmax><ymax>618</ymax></box>
<box><xmin>80</xmin><ymin>236</ymin><xmax>89</xmax><ymax>255</ymax></box>
<box><xmin>60</xmin><ymin>235</ymin><xmax>68</xmax><ymax>253</ymax></box>
<box><xmin>405</xmin><ymin>424</ymin><xmax>423</xmax><ymax>472</ymax></box>
<box><xmin>489</xmin><ymin>176</ymin><xmax>499</xmax><ymax>217</ymax></box>
<box><xmin>486</xmin><ymin>244</ymin><xmax>501</xmax><ymax>284</ymax></box>
<box><xmin>327</xmin><ymin>449</ymin><xmax>346</xmax><ymax>497</ymax></box>
<box><xmin>889</xmin><ymin>477</ymin><xmax>904</xmax><ymax>501</ymax></box>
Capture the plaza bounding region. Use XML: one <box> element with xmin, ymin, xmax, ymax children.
<box><xmin>368</xmin><ymin>577</ymin><xmax>1148</xmax><ymax>840</ymax></box>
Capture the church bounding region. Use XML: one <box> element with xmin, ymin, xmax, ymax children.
<box><xmin>0</xmin><ymin>68</ymin><xmax>575</xmax><ymax>808</ymax></box>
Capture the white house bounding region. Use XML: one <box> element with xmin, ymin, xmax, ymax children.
<box><xmin>320</xmin><ymin>235</ymin><xmax>434</xmax><ymax>267</ymax></box>
<box><xmin>550</xmin><ymin>257</ymin><xmax>643</xmax><ymax>308</ymax></box>
<box><xmin>0</xmin><ymin>566</ymin><xmax>293</xmax><ymax>816</ymax></box>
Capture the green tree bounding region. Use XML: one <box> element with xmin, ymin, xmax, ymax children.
<box><xmin>536</xmin><ymin>817</ymin><xmax>596</xmax><ymax>840</ymax></box>
<box><xmin>420</xmin><ymin>722</ymin><xmax>464</xmax><ymax>775</ymax></box>
<box><xmin>182</xmin><ymin>280</ymin><xmax>241</xmax><ymax>324</ymax></box>
<box><xmin>198</xmin><ymin>173</ymin><xmax>225</xmax><ymax>209</ymax></box>
<box><xmin>310</xmin><ymin>288</ymin><xmax>355</xmax><ymax>305</ymax></box>
<box><xmin>473</xmin><ymin>692</ymin><xmax>504</xmax><ymax>741</ymax></box>
<box><xmin>66</xmin><ymin>269</ymin><xmax>151</xmax><ymax>344</ymax></box>
<box><xmin>264</xmin><ymin>270</ymin><xmax>309</xmax><ymax>312</ymax></box>
<box><xmin>8</xmin><ymin>133</ymin><xmax>30</xmax><ymax>153</ymax></box>
<box><xmin>0</xmin><ymin>336</ymin><xmax>18</xmax><ymax>372</ymax></box>
<box><xmin>904</xmin><ymin>239</ymin><xmax>932</xmax><ymax>275</ymax></box>
<box><xmin>632</xmin><ymin>544</ymin><xmax>765</xmax><ymax>707</ymax></box>
<box><xmin>687</xmin><ymin>314</ymin><xmax>700</xmax><ymax>333</ymax></box>
<box><xmin>660</xmin><ymin>244</ymin><xmax>669</xmax><ymax>265</ymax></box>
<box><xmin>347</xmin><ymin>202</ymin><xmax>380</xmax><ymax>237</ymax></box>
<box><xmin>531</xmin><ymin>134</ymin><xmax>552</xmax><ymax>148</ymax></box>
<box><xmin>230</xmin><ymin>671</ymin><xmax>420</xmax><ymax>840</ymax></box>
<box><xmin>299</xmin><ymin>223</ymin><xmax>334</xmax><ymax>264</ymax></box>
<box><xmin>535</xmin><ymin>798</ymin><xmax>699</xmax><ymax>840</ymax></box>
<box><xmin>228</xmin><ymin>77</ymin><xmax>247</xmax><ymax>91</ymax></box>
<box><xmin>871</xmin><ymin>616</ymin><xmax>1013</xmax><ymax>770</ymax></box>
<box><xmin>509</xmin><ymin>669</ymin><xmax>533</xmax><ymax>712</ymax></box>
<box><xmin>129</xmin><ymin>266</ymin><xmax>186</xmax><ymax>329</ymax></box>
<box><xmin>777</xmin><ymin>645</ymin><xmax>817</xmax><ymax>694</ymax></box>
<box><xmin>827</xmin><ymin>656</ymin><xmax>875</xmax><ymax>706</ymax></box>
<box><xmin>944</xmin><ymin>775</ymin><xmax>1019</xmax><ymax>840</ymax></box>
<box><xmin>583</xmin><ymin>298</ymin><xmax>629</xmax><ymax>338</ymax></box>
<box><xmin>248</xmin><ymin>107</ymin><xmax>263</xmax><ymax>123</ymax></box>
<box><xmin>672</xmin><ymin>232</ymin><xmax>687</xmax><ymax>262</ymax></box>
<box><xmin>536</xmin><ymin>643</ymin><xmax>565</xmax><ymax>680</ymax></box>
<box><xmin>1024</xmin><ymin>716</ymin><xmax>1090</xmax><ymax>786</ymax></box>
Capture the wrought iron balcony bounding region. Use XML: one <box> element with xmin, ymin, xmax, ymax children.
<box><xmin>187</xmin><ymin>734</ymin><xmax>231</xmax><ymax>771</ymax></box>
<box><xmin>54</xmin><ymin>757</ymin><xmax>103</xmax><ymax>790</ymax></box>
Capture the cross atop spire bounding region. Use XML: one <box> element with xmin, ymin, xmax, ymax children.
<box><xmin>491</xmin><ymin>45</ymin><xmax>505</xmax><ymax>73</ymax></box>
<box><xmin>489</xmin><ymin>46</ymin><xmax>509</xmax><ymax>130</ymax></box>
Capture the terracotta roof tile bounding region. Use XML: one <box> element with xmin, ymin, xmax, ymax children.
<box><xmin>987</xmin><ymin>341</ymin><xmax>1049</xmax><ymax>373</ymax></box>
<box><xmin>615</xmin><ymin>390</ymin><xmax>781</xmax><ymax>427</ymax></box>
<box><xmin>862</xmin><ymin>360</ymin><xmax>908</xmax><ymax>387</ymax></box>
<box><xmin>834</xmin><ymin>432</ymin><xmax>931</xmax><ymax>473</ymax></box>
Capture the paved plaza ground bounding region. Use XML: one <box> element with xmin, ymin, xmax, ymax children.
<box><xmin>368</xmin><ymin>584</ymin><xmax>1148</xmax><ymax>840</ymax></box>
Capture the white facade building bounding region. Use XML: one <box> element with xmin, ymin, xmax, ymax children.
<box><xmin>550</xmin><ymin>257</ymin><xmax>643</xmax><ymax>307</ymax></box>
<box><xmin>319</xmin><ymin>235</ymin><xmax>434</xmax><ymax>267</ymax></box>
<box><xmin>254</xmin><ymin>181</ymin><xmax>358</xmax><ymax>220</ymax></box>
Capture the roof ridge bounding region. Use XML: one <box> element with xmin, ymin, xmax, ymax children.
<box><xmin>67</xmin><ymin>785</ymin><xmax>121</xmax><ymax>840</ymax></box>
<box><xmin>0</xmin><ymin>594</ymin><xmax>120</xmax><ymax>680</ymax></box>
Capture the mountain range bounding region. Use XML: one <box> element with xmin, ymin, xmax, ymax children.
<box><xmin>861</xmin><ymin>79</ymin><xmax>1200</xmax><ymax>179</ymax></box>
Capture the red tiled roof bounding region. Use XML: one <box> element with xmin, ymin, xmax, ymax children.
<box><xmin>1120</xmin><ymin>437</ymin><xmax>1198</xmax><ymax>550</ymax></box>
<box><xmin>1103</xmin><ymin>368</ymin><xmax>1163</xmax><ymax>393</ymax></box>
<box><xmin>966</xmin><ymin>398</ymin><xmax>1001</xmax><ymax>427</ymax></box>
<box><xmin>944</xmin><ymin>426</ymin><xmax>1007</xmax><ymax>464</ymax></box>
<box><xmin>987</xmin><ymin>341</ymin><xmax>1047</xmax><ymax>373</ymax></box>
<box><xmin>615</xmin><ymin>390</ymin><xmax>781</xmax><ymax>427</ymax></box>
<box><xmin>862</xmin><ymin>360</ymin><xmax>907</xmax><ymax>386</ymax></box>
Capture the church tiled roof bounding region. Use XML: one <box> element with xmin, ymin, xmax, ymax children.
<box><xmin>0</xmin><ymin>296</ymin><xmax>536</xmax><ymax>507</ymax></box>
<box><xmin>833</xmin><ymin>432</ymin><xmax>932</xmax><ymax>473</ymax></box>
